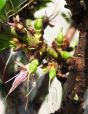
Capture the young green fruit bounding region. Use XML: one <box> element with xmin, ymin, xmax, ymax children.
<box><xmin>60</xmin><ymin>51</ymin><xmax>72</xmax><ymax>60</ymax></box>
<box><xmin>27</xmin><ymin>33</ymin><xmax>41</xmax><ymax>47</ymax></box>
<box><xmin>34</xmin><ymin>18</ymin><xmax>43</xmax><ymax>30</ymax></box>
<box><xmin>49</xmin><ymin>67</ymin><xmax>56</xmax><ymax>80</ymax></box>
<box><xmin>47</xmin><ymin>47</ymin><xmax>58</xmax><ymax>59</ymax></box>
<box><xmin>56</xmin><ymin>29</ymin><xmax>64</xmax><ymax>44</ymax></box>
<box><xmin>28</xmin><ymin>59</ymin><xmax>39</xmax><ymax>73</ymax></box>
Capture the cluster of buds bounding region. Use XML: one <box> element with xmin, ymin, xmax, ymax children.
<box><xmin>1</xmin><ymin>15</ymin><xmax>79</xmax><ymax>108</ymax></box>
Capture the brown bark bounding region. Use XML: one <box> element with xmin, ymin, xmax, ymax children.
<box><xmin>55</xmin><ymin>1</ymin><xmax>88</xmax><ymax>113</ymax></box>
<box><xmin>62</xmin><ymin>32</ymin><xmax>87</xmax><ymax>114</ymax></box>
<box><xmin>54</xmin><ymin>32</ymin><xmax>88</xmax><ymax>114</ymax></box>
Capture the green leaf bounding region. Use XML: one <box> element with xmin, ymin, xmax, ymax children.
<box><xmin>0</xmin><ymin>33</ymin><xmax>12</xmax><ymax>51</ymax></box>
<box><xmin>0</xmin><ymin>8</ymin><xmax>8</xmax><ymax>23</ymax></box>
<box><xmin>10</xmin><ymin>0</ymin><xmax>24</xmax><ymax>9</ymax></box>
<box><xmin>0</xmin><ymin>0</ymin><xmax>7</xmax><ymax>10</ymax></box>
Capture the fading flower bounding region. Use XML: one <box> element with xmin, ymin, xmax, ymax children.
<box><xmin>8</xmin><ymin>70</ymin><xmax>28</xmax><ymax>95</ymax></box>
<box><xmin>5</xmin><ymin>64</ymin><xmax>28</xmax><ymax>99</ymax></box>
<box><xmin>5</xmin><ymin>59</ymin><xmax>39</xmax><ymax>99</ymax></box>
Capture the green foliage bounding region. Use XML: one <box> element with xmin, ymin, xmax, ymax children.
<box><xmin>0</xmin><ymin>0</ymin><xmax>52</xmax><ymax>22</ymax></box>
<box><xmin>0</xmin><ymin>9</ymin><xmax>8</xmax><ymax>22</ymax></box>
<box><xmin>0</xmin><ymin>0</ymin><xmax>6</xmax><ymax>10</ymax></box>
<box><xmin>0</xmin><ymin>0</ymin><xmax>24</xmax><ymax>22</ymax></box>
<box><xmin>0</xmin><ymin>33</ymin><xmax>14</xmax><ymax>51</ymax></box>
<box><xmin>6</xmin><ymin>0</ymin><xmax>24</xmax><ymax>13</ymax></box>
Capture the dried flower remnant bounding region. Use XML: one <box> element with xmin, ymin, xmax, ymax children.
<box><xmin>6</xmin><ymin>70</ymin><xmax>27</xmax><ymax>97</ymax></box>
<box><xmin>5</xmin><ymin>59</ymin><xmax>39</xmax><ymax>99</ymax></box>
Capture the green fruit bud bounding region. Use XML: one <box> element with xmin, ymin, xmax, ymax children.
<box><xmin>25</xmin><ymin>19</ymin><xmax>32</xmax><ymax>28</ymax></box>
<box><xmin>47</xmin><ymin>47</ymin><xmax>58</xmax><ymax>58</ymax></box>
<box><xmin>49</xmin><ymin>67</ymin><xmax>56</xmax><ymax>80</ymax></box>
<box><xmin>28</xmin><ymin>59</ymin><xmax>39</xmax><ymax>73</ymax></box>
<box><xmin>34</xmin><ymin>18</ymin><xmax>43</xmax><ymax>30</ymax></box>
<box><xmin>56</xmin><ymin>29</ymin><xmax>64</xmax><ymax>44</ymax></box>
<box><xmin>27</xmin><ymin>33</ymin><xmax>41</xmax><ymax>47</ymax></box>
<box><xmin>11</xmin><ymin>26</ymin><xmax>17</xmax><ymax>36</ymax></box>
<box><xmin>34</xmin><ymin>33</ymin><xmax>41</xmax><ymax>39</ymax></box>
<box><xmin>60</xmin><ymin>51</ymin><xmax>72</xmax><ymax>60</ymax></box>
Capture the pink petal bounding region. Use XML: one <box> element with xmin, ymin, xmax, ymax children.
<box><xmin>8</xmin><ymin>70</ymin><xmax>28</xmax><ymax>95</ymax></box>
